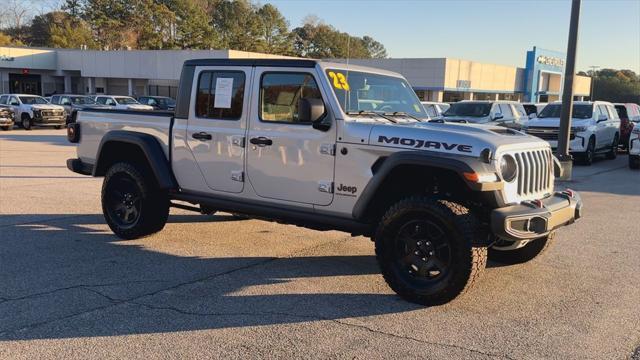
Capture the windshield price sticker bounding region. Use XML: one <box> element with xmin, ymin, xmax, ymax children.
<box><xmin>413</xmin><ymin>104</ymin><xmax>422</xmax><ymax>113</ymax></box>
<box><xmin>328</xmin><ymin>71</ymin><xmax>350</xmax><ymax>91</ymax></box>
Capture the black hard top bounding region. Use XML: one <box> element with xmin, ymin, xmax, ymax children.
<box><xmin>183</xmin><ymin>58</ymin><xmax>318</xmax><ymax>68</ymax></box>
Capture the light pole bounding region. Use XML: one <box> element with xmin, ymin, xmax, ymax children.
<box><xmin>557</xmin><ymin>0</ymin><xmax>582</xmax><ymax>181</ymax></box>
<box><xmin>589</xmin><ymin>65</ymin><xmax>599</xmax><ymax>100</ymax></box>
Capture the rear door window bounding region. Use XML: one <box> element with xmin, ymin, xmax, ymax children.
<box><xmin>196</xmin><ymin>71</ymin><xmax>246</xmax><ymax>120</ymax></box>
<box><xmin>597</xmin><ymin>105</ymin><xmax>609</xmax><ymax>119</ymax></box>
<box><xmin>498</xmin><ymin>104</ymin><xmax>513</xmax><ymax>118</ymax></box>
<box><xmin>0</xmin><ymin>95</ymin><xmax>7</xmax><ymax>104</ymax></box>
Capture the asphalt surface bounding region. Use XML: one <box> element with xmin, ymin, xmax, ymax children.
<box><xmin>0</xmin><ymin>129</ymin><xmax>639</xmax><ymax>359</ymax></box>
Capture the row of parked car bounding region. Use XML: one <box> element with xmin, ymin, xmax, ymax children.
<box><xmin>421</xmin><ymin>100</ymin><xmax>640</xmax><ymax>168</ymax></box>
<box><xmin>0</xmin><ymin>93</ymin><xmax>176</xmax><ymax>130</ymax></box>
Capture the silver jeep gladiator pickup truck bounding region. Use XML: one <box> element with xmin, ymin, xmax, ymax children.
<box><xmin>67</xmin><ymin>59</ymin><xmax>583</xmax><ymax>305</ymax></box>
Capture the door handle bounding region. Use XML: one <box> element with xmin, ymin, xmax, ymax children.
<box><xmin>192</xmin><ymin>132</ymin><xmax>212</xmax><ymax>141</ymax></box>
<box><xmin>249</xmin><ymin>137</ymin><xmax>273</xmax><ymax>147</ymax></box>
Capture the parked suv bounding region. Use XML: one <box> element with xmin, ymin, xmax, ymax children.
<box><xmin>420</xmin><ymin>101</ymin><xmax>450</xmax><ymax>120</ymax></box>
<box><xmin>614</xmin><ymin>103</ymin><xmax>640</xmax><ymax>150</ymax></box>
<box><xmin>67</xmin><ymin>59</ymin><xmax>584</xmax><ymax>306</ymax></box>
<box><xmin>522</xmin><ymin>103</ymin><xmax>548</xmax><ymax>119</ymax></box>
<box><xmin>0</xmin><ymin>94</ymin><xmax>65</xmax><ymax>130</ymax></box>
<box><xmin>0</xmin><ymin>104</ymin><xmax>15</xmax><ymax>130</ymax></box>
<box><xmin>524</xmin><ymin>101</ymin><xmax>620</xmax><ymax>165</ymax></box>
<box><xmin>137</xmin><ymin>96</ymin><xmax>176</xmax><ymax>111</ymax></box>
<box><xmin>94</xmin><ymin>95</ymin><xmax>154</xmax><ymax>110</ymax></box>
<box><xmin>629</xmin><ymin>122</ymin><xmax>640</xmax><ymax>169</ymax></box>
<box><xmin>49</xmin><ymin>94</ymin><xmax>110</xmax><ymax>124</ymax></box>
<box><xmin>442</xmin><ymin>100</ymin><xmax>528</xmax><ymax>129</ymax></box>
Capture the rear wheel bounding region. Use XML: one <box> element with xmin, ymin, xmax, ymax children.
<box><xmin>0</xmin><ymin>126</ymin><xmax>10</xmax><ymax>131</ymax></box>
<box><xmin>606</xmin><ymin>134</ymin><xmax>619</xmax><ymax>160</ymax></box>
<box><xmin>374</xmin><ymin>197</ymin><xmax>486</xmax><ymax>306</ymax></box>
<box><xmin>630</xmin><ymin>155</ymin><xmax>640</xmax><ymax>169</ymax></box>
<box><xmin>102</xmin><ymin>162</ymin><xmax>169</xmax><ymax>239</ymax></box>
<box><xmin>21</xmin><ymin>114</ymin><xmax>32</xmax><ymax>130</ymax></box>
<box><xmin>488</xmin><ymin>232</ymin><xmax>555</xmax><ymax>265</ymax></box>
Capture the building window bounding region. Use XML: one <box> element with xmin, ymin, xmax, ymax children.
<box><xmin>196</xmin><ymin>71</ymin><xmax>245</xmax><ymax>120</ymax></box>
<box><xmin>260</xmin><ymin>72</ymin><xmax>322</xmax><ymax>124</ymax></box>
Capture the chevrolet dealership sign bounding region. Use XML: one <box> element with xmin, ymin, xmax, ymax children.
<box><xmin>536</xmin><ymin>55</ymin><xmax>565</xmax><ymax>67</ymax></box>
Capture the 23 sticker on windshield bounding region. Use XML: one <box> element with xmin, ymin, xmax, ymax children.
<box><xmin>328</xmin><ymin>71</ymin><xmax>350</xmax><ymax>91</ymax></box>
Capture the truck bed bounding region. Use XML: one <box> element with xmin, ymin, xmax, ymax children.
<box><xmin>75</xmin><ymin>109</ymin><xmax>173</xmax><ymax>166</ymax></box>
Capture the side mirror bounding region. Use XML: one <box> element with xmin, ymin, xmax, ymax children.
<box><xmin>298</xmin><ymin>98</ymin><xmax>329</xmax><ymax>131</ymax></box>
<box><xmin>528</xmin><ymin>113</ymin><xmax>536</xmax><ymax>119</ymax></box>
<box><xmin>493</xmin><ymin>113</ymin><xmax>504</xmax><ymax>121</ymax></box>
<box><xmin>597</xmin><ymin>114</ymin><xmax>608</xmax><ymax>122</ymax></box>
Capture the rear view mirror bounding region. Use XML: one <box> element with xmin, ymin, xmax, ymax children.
<box><xmin>298</xmin><ymin>98</ymin><xmax>329</xmax><ymax>131</ymax></box>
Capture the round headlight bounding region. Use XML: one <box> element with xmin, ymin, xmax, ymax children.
<box><xmin>500</xmin><ymin>155</ymin><xmax>518</xmax><ymax>182</ymax></box>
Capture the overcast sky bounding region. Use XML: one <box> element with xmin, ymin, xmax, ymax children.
<box><xmin>264</xmin><ymin>0</ymin><xmax>640</xmax><ymax>72</ymax></box>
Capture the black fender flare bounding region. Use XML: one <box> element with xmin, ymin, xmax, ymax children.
<box><xmin>94</xmin><ymin>130</ymin><xmax>177</xmax><ymax>190</ymax></box>
<box><xmin>351</xmin><ymin>151</ymin><xmax>499</xmax><ymax>220</ymax></box>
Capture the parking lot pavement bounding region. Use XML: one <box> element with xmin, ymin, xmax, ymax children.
<box><xmin>1</xmin><ymin>129</ymin><xmax>639</xmax><ymax>359</ymax></box>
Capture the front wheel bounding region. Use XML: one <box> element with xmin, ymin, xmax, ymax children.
<box><xmin>0</xmin><ymin>126</ymin><xmax>10</xmax><ymax>131</ymax></box>
<box><xmin>21</xmin><ymin>115</ymin><xmax>32</xmax><ymax>130</ymax></box>
<box><xmin>374</xmin><ymin>197</ymin><xmax>487</xmax><ymax>306</ymax></box>
<box><xmin>606</xmin><ymin>134</ymin><xmax>619</xmax><ymax>160</ymax></box>
<box><xmin>488</xmin><ymin>232</ymin><xmax>555</xmax><ymax>265</ymax></box>
<box><xmin>102</xmin><ymin>162</ymin><xmax>169</xmax><ymax>239</ymax></box>
<box><xmin>578</xmin><ymin>136</ymin><xmax>595</xmax><ymax>165</ymax></box>
<box><xmin>630</xmin><ymin>155</ymin><xmax>640</xmax><ymax>169</ymax></box>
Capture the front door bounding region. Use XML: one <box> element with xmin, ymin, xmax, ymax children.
<box><xmin>186</xmin><ymin>66</ymin><xmax>251</xmax><ymax>193</ymax></box>
<box><xmin>246</xmin><ymin>68</ymin><xmax>336</xmax><ymax>206</ymax></box>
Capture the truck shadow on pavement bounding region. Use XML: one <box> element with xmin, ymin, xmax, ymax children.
<box><xmin>0</xmin><ymin>133</ymin><xmax>73</xmax><ymax>147</ymax></box>
<box><xmin>0</xmin><ymin>213</ymin><xmax>421</xmax><ymax>341</ymax></box>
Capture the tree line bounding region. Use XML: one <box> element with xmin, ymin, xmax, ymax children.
<box><xmin>578</xmin><ymin>69</ymin><xmax>640</xmax><ymax>104</ymax></box>
<box><xmin>0</xmin><ymin>0</ymin><xmax>387</xmax><ymax>59</ymax></box>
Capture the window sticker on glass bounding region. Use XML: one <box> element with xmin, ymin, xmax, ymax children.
<box><xmin>328</xmin><ymin>71</ymin><xmax>350</xmax><ymax>91</ymax></box>
<box><xmin>214</xmin><ymin>78</ymin><xmax>234</xmax><ymax>109</ymax></box>
<box><xmin>413</xmin><ymin>104</ymin><xmax>422</xmax><ymax>112</ymax></box>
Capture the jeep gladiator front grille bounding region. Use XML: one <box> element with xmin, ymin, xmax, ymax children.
<box><xmin>513</xmin><ymin>149</ymin><xmax>553</xmax><ymax>198</ymax></box>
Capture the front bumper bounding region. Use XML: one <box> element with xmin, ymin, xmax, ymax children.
<box><xmin>491</xmin><ymin>190</ymin><xmax>583</xmax><ymax>241</ymax></box>
<box><xmin>33</xmin><ymin>113</ymin><xmax>66</xmax><ymax>125</ymax></box>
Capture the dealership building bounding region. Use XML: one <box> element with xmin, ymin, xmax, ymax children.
<box><xmin>0</xmin><ymin>45</ymin><xmax>590</xmax><ymax>102</ymax></box>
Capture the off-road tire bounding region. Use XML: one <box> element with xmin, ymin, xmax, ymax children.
<box><xmin>630</xmin><ymin>155</ymin><xmax>640</xmax><ymax>169</ymax></box>
<box><xmin>0</xmin><ymin>126</ymin><xmax>10</xmax><ymax>131</ymax></box>
<box><xmin>21</xmin><ymin>114</ymin><xmax>32</xmax><ymax>130</ymax></box>
<box><xmin>488</xmin><ymin>232</ymin><xmax>555</xmax><ymax>265</ymax></box>
<box><xmin>606</xmin><ymin>134</ymin><xmax>619</xmax><ymax>160</ymax></box>
<box><xmin>578</xmin><ymin>136</ymin><xmax>595</xmax><ymax>165</ymax></box>
<box><xmin>102</xmin><ymin>162</ymin><xmax>169</xmax><ymax>240</ymax></box>
<box><xmin>374</xmin><ymin>197</ymin><xmax>487</xmax><ymax>306</ymax></box>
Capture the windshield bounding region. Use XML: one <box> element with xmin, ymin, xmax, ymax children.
<box><xmin>443</xmin><ymin>102</ymin><xmax>491</xmax><ymax>120</ymax></box>
<box><xmin>537</xmin><ymin>104</ymin><xmax>593</xmax><ymax>119</ymax></box>
<box><xmin>19</xmin><ymin>96</ymin><xmax>48</xmax><ymax>105</ymax></box>
<box><xmin>163</xmin><ymin>98</ymin><xmax>176</xmax><ymax>106</ymax></box>
<box><xmin>70</xmin><ymin>96</ymin><xmax>96</xmax><ymax>105</ymax></box>
<box><xmin>114</xmin><ymin>97</ymin><xmax>139</xmax><ymax>105</ymax></box>
<box><xmin>326</xmin><ymin>69</ymin><xmax>426</xmax><ymax>120</ymax></box>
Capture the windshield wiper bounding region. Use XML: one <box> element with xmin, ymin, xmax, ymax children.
<box><xmin>383</xmin><ymin>111</ymin><xmax>424</xmax><ymax>122</ymax></box>
<box><xmin>346</xmin><ymin>111</ymin><xmax>397</xmax><ymax>124</ymax></box>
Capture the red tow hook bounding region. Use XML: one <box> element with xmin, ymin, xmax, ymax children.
<box><xmin>563</xmin><ymin>189</ymin><xmax>575</xmax><ymax>198</ymax></box>
<box><xmin>531</xmin><ymin>199</ymin><xmax>543</xmax><ymax>208</ymax></box>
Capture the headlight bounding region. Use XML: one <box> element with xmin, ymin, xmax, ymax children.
<box><xmin>572</xmin><ymin>126</ymin><xmax>588</xmax><ymax>132</ymax></box>
<box><xmin>499</xmin><ymin>155</ymin><xmax>518</xmax><ymax>182</ymax></box>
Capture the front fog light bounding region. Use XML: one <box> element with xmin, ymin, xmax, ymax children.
<box><xmin>500</xmin><ymin>155</ymin><xmax>518</xmax><ymax>182</ymax></box>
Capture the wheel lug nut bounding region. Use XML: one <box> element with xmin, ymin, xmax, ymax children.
<box><xmin>426</xmin><ymin>242</ymin><xmax>431</xmax><ymax>246</ymax></box>
<box><xmin>422</xmin><ymin>257</ymin><xmax>426</xmax><ymax>261</ymax></box>
<box><xmin>429</xmin><ymin>251</ymin><xmax>434</xmax><ymax>256</ymax></box>
<box><xmin>417</xmin><ymin>241</ymin><xmax>422</xmax><ymax>245</ymax></box>
<box><xmin>414</xmin><ymin>251</ymin><xmax>420</xmax><ymax>255</ymax></box>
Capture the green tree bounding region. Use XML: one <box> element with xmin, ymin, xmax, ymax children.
<box><xmin>292</xmin><ymin>18</ymin><xmax>382</xmax><ymax>59</ymax></box>
<box><xmin>84</xmin><ymin>0</ymin><xmax>130</xmax><ymax>49</ymax></box>
<box><xmin>130</xmin><ymin>0</ymin><xmax>175</xmax><ymax>49</ymax></box>
<box><xmin>590</xmin><ymin>68</ymin><xmax>640</xmax><ymax>104</ymax></box>
<box><xmin>0</xmin><ymin>31</ymin><xmax>23</xmax><ymax>46</ymax></box>
<box><xmin>210</xmin><ymin>0</ymin><xmax>262</xmax><ymax>52</ymax></box>
<box><xmin>362</xmin><ymin>35</ymin><xmax>387</xmax><ymax>59</ymax></box>
<box><xmin>62</xmin><ymin>0</ymin><xmax>85</xmax><ymax>19</ymax></box>
<box><xmin>256</xmin><ymin>3</ymin><xmax>293</xmax><ymax>55</ymax></box>
<box><xmin>28</xmin><ymin>11</ymin><xmax>68</xmax><ymax>46</ymax></box>
<box><xmin>162</xmin><ymin>0</ymin><xmax>218</xmax><ymax>49</ymax></box>
<box><xmin>49</xmin><ymin>18</ymin><xmax>97</xmax><ymax>49</ymax></box>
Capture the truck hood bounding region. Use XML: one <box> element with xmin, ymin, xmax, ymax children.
<box><xmin>526</xmin><ymin>117</ymin><xmax>591</xmax><ymax>128</ymax></box>
<box><xmin>368</xmin><ymin>121</ymin><xmax>549</xmax><ymax>159</ymax></box>
<box><xmin>31</xmin><ymin>104</ymin><xmax>64</xmax><ymax>111</ymax></box>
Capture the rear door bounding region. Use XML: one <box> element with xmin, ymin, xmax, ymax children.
<box><xmin>186</xmin><ymin>66</ymin><xmax>251</xmax><ymax>193</ymax></box>
<box><xmin>246</xmin><ymin>68</ymin><xmax>336</xmax><ymax>206</ymax></box>
<box><xmin>595</xmin><ymin>105</ymin><xmax>610</xmax><ymax>148</ymax></box>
